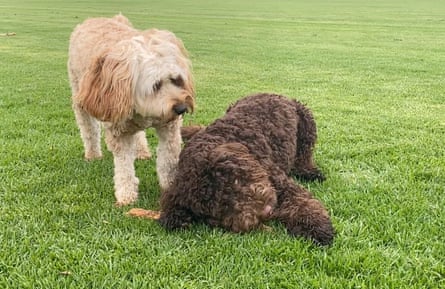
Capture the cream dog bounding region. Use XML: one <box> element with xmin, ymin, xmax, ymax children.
<box><xmin>68</xmin><ymin>14</ymin><xmax>194</xmax><ymax>205</ymax></box>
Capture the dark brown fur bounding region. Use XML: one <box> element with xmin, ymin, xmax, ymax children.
<box><xmin>160</xmin><ymin>93</ymin><xmax>334</xmax><ymax>245</ymax></box>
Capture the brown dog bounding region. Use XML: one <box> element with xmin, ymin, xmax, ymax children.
<box><xmin>158</xmin><ymin>93</ymin><xmax>334</xmax><ymax>245</ymax></box>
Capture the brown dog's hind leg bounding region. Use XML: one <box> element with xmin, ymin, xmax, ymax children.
<box><xmin>291</xmin><ymin>101</ymin><xmax>325</xmax><ymax>182</ymax></box>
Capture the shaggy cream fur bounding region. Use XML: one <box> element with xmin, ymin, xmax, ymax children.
<box><xmin>68</xmin><ymin>14</ymin><xmax>195</xmax><ymax>206</ymax></box>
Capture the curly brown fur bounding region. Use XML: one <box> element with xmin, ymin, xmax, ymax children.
<box><xmin>160</xmin><ymin>93</ymin><xmax>334</xmax><ymax>245</ymax></box>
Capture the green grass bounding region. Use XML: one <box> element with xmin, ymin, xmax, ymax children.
<box><xmin>1</xmin><ymin>0</ymin><xmax>444</xmax><ymax>288</ymax></box>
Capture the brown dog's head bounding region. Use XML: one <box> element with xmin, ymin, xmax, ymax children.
<box><xmin>75</xmin><ymin>33</ymin><xmax>195</xmax><ymax>123</ymax></box>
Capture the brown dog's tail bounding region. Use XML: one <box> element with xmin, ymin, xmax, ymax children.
<box><xmin>180</xmin><ymin>125</ymin><xmax>205</xmax><ymax>142</ymax></box>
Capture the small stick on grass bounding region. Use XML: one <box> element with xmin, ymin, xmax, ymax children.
<box><xmin>126</xmin><ymin>208</ymin><xmax>161</xmax><ymax>220</ymax></box>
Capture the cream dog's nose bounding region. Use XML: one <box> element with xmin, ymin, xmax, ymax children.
<box><xmin>173</xmin><ymin>103</ymin><xmax>188</xmax><ymax>115</ymax></box>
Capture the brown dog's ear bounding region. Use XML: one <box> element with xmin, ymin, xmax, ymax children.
<box><xmin>75</xmin><ymin>54</ymin><xmax>134</xmax><ymax>123</ymax></box>
<box><xmin>180</xmin><ymin>125</ymin><xmax>205</xmax><ymax>142</ymax></box>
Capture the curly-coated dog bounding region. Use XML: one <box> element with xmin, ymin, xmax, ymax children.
<box><xmin>158</xmin><ymin>93</ymin><xmax>334</xmax><ymax>245</ymax></box>
<box><xmin>68</xmin><ymin>14</ymin><xmax>195</xmax><ymax>206</ymax></box>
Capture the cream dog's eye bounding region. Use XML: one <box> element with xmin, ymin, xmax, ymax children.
<box><xmin>170</xmin><ymin>76</ymin><xmax>184</xmax><ymax>88</ymax></box>
<box><xmin>153</xmin><ymin>80</ymin><xmax>163</xmax><ymax>91</ymax></box>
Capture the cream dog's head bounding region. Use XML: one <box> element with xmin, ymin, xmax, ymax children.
<box><xmin>76</xmin><ymin>31</ymin><xmax>194</xmax><ymax>123</ymax></box>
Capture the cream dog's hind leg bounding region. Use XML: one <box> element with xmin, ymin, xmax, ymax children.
<box><xmin>135</xmin><ymin>131</ymin><xmax>151</xmax><ymax>160</ymax></box>
<box><xmin>73</xmin><ymin>103</ymin><xmax>102</xmax><ymax>160</ymax></box>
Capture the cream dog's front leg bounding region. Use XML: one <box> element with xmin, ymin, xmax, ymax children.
<box><xmin>105</xmin><ymin>129</ymin><xmax>139</xmax><ymax>206</ymax></box>
<box><xmin>155</xmin><ymin>118</ymin><xmax>183</xmax><ymax>191</ymax></box>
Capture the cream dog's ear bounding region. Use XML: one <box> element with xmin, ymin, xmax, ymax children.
<box><xmin>75</xmin><ymin>54</ymin><xmax>134</xmax><ymax>123</ymax></box>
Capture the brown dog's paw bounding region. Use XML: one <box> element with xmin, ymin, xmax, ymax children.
<box><xmin>293</xmin><ymin>168</ymin><xmax>326</xmax><ymax>182</ymax></box>
<box><xmin>126</xmin><ymin>208</ymin><xmax>161</xmax><ymax>220</ymax></box>
<box><xmin>288</xmin><ymin>220</ymin><xmax>335</xmax><ymax>246</ymax></box>
<box><xmin>158</xmin><ymin>209</ymin><xmax>193</xmax><ymax>230</ymax></box>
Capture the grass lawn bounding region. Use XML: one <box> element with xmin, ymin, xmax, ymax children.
<box><xmin>1</xmin><ymin>0</ymin><xmax>444</xmax><ymax>288</ymax></box>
